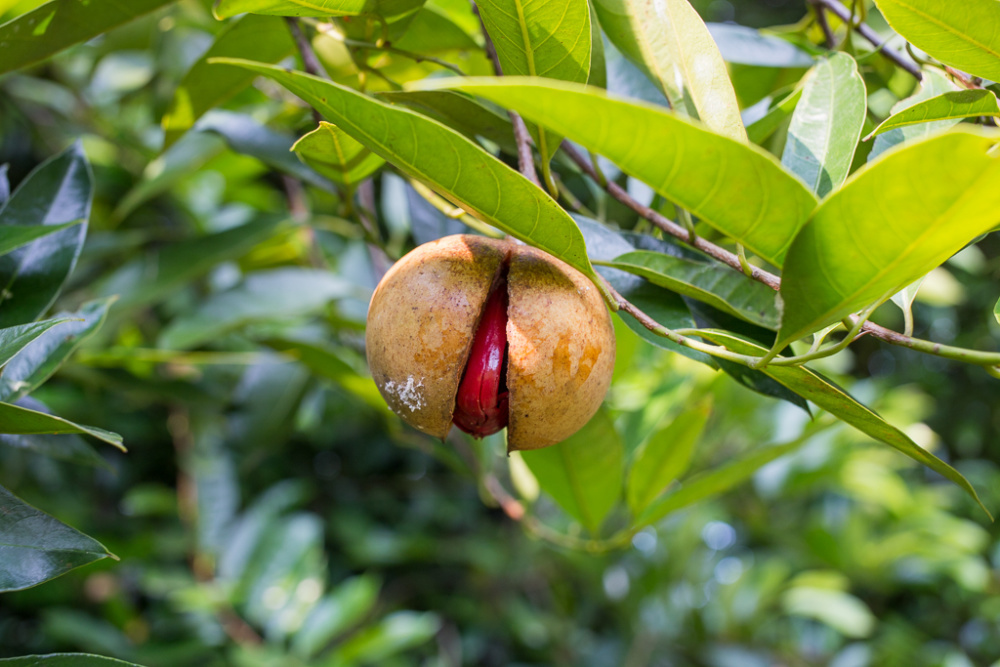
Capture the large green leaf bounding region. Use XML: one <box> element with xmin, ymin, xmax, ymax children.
<box><xmin>520</xmin><ymin>408</ymin><xmax>624</xmax><ymax>533</ymax></box>
<box><xmin>161</xmin><ymin>14</ymin><xmax>295</xmax><ymax>148</ymax></box>
<box><xmin>214</xmin><ymin>0</ymin><xmax>422</xmax><ymax>21</ymax></box>
<box><xmin>378</xmin><ymin>90</ymin><xmax>518</xmax><ymax>154</ymax></box>
<box><xmin>778</xmin><ymin>130</ymin><xmax>1000</xmax><ymax>346</ymax></box>
<box><xmin>626</xmin><ymin>400</ymin><xmax>711</xmax><ymax>515</ymax></box>
<box><xmin>0</xmin><ymin>402</ymin><xmax>107</xmax><ymax>469</ymax></box>
<box><xmin>419</xmin><ymin>77</ymin><xmax>818</xmax><ymax>267</ymax></box>
<box><xmin>0</xmin><ymin>299</ymin><xmax>114</xmax><ymax>403</ymax></box>
<box><xmin>592</xmin><ymin>0</ymin><xmax>747</xmax><ymax>142</ymax></box>
<box><xmin>0</xmin><ymin>401</ymin><xmax>123</xmax><ymax>450</ymax></box>
<box><xmin>0</xmin><ymin>484</ymin><xmax>115</xmax><ymax>592</ymax></box>
<box><xmin>0</xmin><ymin>318</ymin><xmax>70</xmax><ymax>370</ymax></box>
<box><xmin>477</xmin><ymin>0</ymin><xmax>591</xmax><ymax>161</ymax></box>
<box><xmin>873</xmin><ymin>0</ymin><xmax>1000</xmax><ymax>82</ymax></box>
<box><xmin>696</xmin><ymin>329</ymin><xmax>991</xmax><ymax>518</ymax></box>
<box><xmin>0</xmin><ymin>656</ymin><xmax>145</xmax><ymax>666</ymax></box>
<box><xmin>868</xmin><ymin>89</ymin><xmax>1000</xmax><ymax>138</ymax></box>
<box><xmin>292</xmin><ymin>121</ymin><xmax>385</xmax><ymax>188</ymax></box>
<box><xmin>602</xmin><ymin>250</ymin><xmax>780</xmax><ymax>329</ymax></box>
<box><xmin>0</xmin><ymin>143</ymin><xmax>91</xmax><ymax>328</ymax></box>
<box><xmin>0</xmin><ymin>0</ymin><xmax>177</xmax><ymax>76</ymax></box>
<box><xmin>870</xmin><ymin>68</ymin><xmax>960</xmax><ymax>160</ymax></box>
<box><xmin>781</xmin><ymin>53</ymin><xmax>866</xmax><ymax>198</ymax></box>
<box><xmin>0</xmin><ymin>222</ymin><xmax>79</xmax><ymax>258</ymax></box>
<box><xmin>212</xmin><ymin>60</ymin><xmax>600</xmax><ymax>281</ymax></box>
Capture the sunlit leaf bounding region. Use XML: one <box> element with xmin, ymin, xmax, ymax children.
<box><xmin>778</xmin><ymin>130</ymin><xmax>1000</xmax><ymax>347</ymax></box>
<box><xmin>378</xmin><ymin>89</ymin><xmax>518</xmax><ymax>153</ymax></box>
<box><xmin>782</xmin><ymin>53</ymin><xmax>866</xmax><ymax>198</ymax></box>
<box><xmin>867</xmin><ymin>89</ymin><xmax>1000</xmax><ymax>139</ymax></box>
<box><xmin>0</xmin><ymin>0</ymin><xmax>177</xmax><ymax>76</ymax></box>
<box><xmin>162</xmin><ymin>14</ymin><xmax>295</xmax><ymax>148</ymax></box>
<box><xmin>292</xmin><ymin>574</ymin><xmax>381</xmax><ymax>659</ymax></box>
<box><xmin>520</xmin><ymin>408</ymin><xmax>623</xmax><ymax>533</ymax></box>
<box><xmin>328</xmin><ymin>611</ymin><xmax>441</xmax><ymax>665</ymax></box>
<box><xmin>0</xmin><ymin>221</ymin><xmax>79</xmax><ymax>257</ymax></box>
<box><xmin>418</xmin><ymin>77</ymin><xmax>818</xmax><ymax>267</ymax></box>
<box><xmin>213</xmin><ymin>60</ymin><xmax>601</xmax><ymax>282</ymax></box>
<box><xmin>292</xmin><ymin>121</ymin><xmax>385</xmax><ymax>188</ymax></box>
<box><xmin>746</xmin><ymin>87</ymin><xmax>802</xmax><ymax>145</ymax></box>
<box><xmin>214</xmin><ymin>0</ymin><xmax>422</xmax><ymax>21</ymax></box>
<box><xmin>0</xmin><ymin>143</ymin><xmax>90</xmax><ymax>328</ymax></box>
<box><xmin>695</xmin><ymin>329</ymin><xmax>991</xmax><ymax>518</ymax></box>
<box><xmin>870</xmin><ymin>68</ymin><xmax>960</xmax><ymax>159</ymax></box>
<box><xmin>873</xmin><ymin>0</ymin><xmax>1000</xmax><ymax>82</ymax></box>
<box><xmin>592</xmin><ymin>0</ymin><xmax>747</xmax><ymax>142</ymax></box>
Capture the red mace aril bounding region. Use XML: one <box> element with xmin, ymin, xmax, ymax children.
<box><xmin>365</xmin><ymin>235</ymin><xmax>615</xmax><ymax>451</ymax></box>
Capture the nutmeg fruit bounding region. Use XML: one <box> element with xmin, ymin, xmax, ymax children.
<box><xmin>366</xmin><ymin>235</ymin><xmax>615</xmax><ymax>451</ymax></box>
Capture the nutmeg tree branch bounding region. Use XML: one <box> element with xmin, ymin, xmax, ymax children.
<box><xmin>812</xmin><ymin>0</ymin><xmax>922</xmax><ymax>79</ymax></box>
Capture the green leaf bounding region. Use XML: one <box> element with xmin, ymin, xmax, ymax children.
<box><xmin>873</xmin><ymin>0</ymin><xmax>1000</xmax><ymax>82</ymax></box>
<box><xmin>0</xmin><ymin>318</ymin><xmax>71</xmax><ymax>369</ymax></box>
<box><xmin>0</xmin><ymin>0</ymin><xmax>177</xmax><ymax>76</ymax></box>
<box><xmin>870</xmin><ymin>68</ymin><xmax>961</xmax><ymax>160</ymax></box>
<box><xmin>782</xmin><ymin>53</ymin><xmax>866</xmax><ymax>198</ymax></box>
<box><xmin>0</xmin><ymin>655</ymin><xmax>145</xmax><ymax>666</ymax></box>
<box><xmin>867</xmin><ymin>89</ymin><xmax>1000</xmax><ymax>139</ymax></box>
<box><xmin>0</xmin><ymin>397</ymin><xmax>107</xmax><ymax>468</ymax></box>
<box><xmin>0</xmin><ymin>143</ymin><xmax>91</xmax><ymax>328</ymax></box>
<box><xmin>626</xmin><ymin>400</ymin><xmax>711</xmax><ymax>514</ymax></box>
<box><xmin>602</xmin><ymin>250</ymin><xmax>780</xmax><ymax>329</ymax></box>
<box><xmin>378</xmin><ymin>89</ymin><xmax>518</xmax><ymax>154</ymax></box>
<box><xmin>778</xmin><ymin>130</ymin><xmax>1000</xmax><ymax>347</ymax></box>
<box><xmin>263</xmin><ymin>337</ymin><xmax>385</xmax><ymax>410</ymax></box>
<box><xmin>212</xmin><ymin>61</ymin><xmax>601</xmax><ymax>283</ymax></box>
<box><xmin>418</xmin><ymin>77</ymin><xmax>818</xmax><ymax>267</ymax></box>
<box><xmin>592</xmin><ymin>0</ymin><xmax>747</xmax><ymax>143</ymax></box>
<box><xmin>636</xmin><ymin>432</ymin><xmax>810</xmax><ymax>527</ymax></box>
<box><xmin>994</xmin><ymin>295</ymin><xmax>1000</xmax><ymax>325</ymax></box>
<box><xmin>158</xmin><ymin>268</ymin><xmax>356</xmax><ymax>350</ymax></box>
<box><xmin>393</xmin><ymin>5</ymin><xmax>479</xmax><ymax>53</ymax></box>
<box><xmin>0</xmin><ymin>401</ymin><xmax>123</xmax><ymax>450</ymax></box>
<box><xmin>746</xmin><ymin>87</ymin><xmax>803</xmax><ymax>145</ymax></box>
<box><xmin>292</xmin><ymin>121</ymin><xmax>385</xmax><ymax>188</ymax></box>
<box><xmin>520</xmin><ymin>408</ymin><xmax>623</xmax><ymax>533</ymax></box>
<box><xmin>0</xmin><ymin>484</ymin><xmax>115</xmax><ymax>592</ymax></box>
<box><xmin>0</xmin><ymin>222</ymin><xmax>80</xmax><ymax>257</ymax></box>
<box><xmin>587</xmin><ymin>0</ymin><xmax>607</xmax><ymax>88</ymax></box>
<box><xmin>695</xmin><ymin>329</ymin><xmax>991</xmax><ymax>518</ymax></box>
<box><xmin>476</xmin><ymin>0</ymin><xmax>591</xmax><ymax>161</ymax></box>
<box><xmin>213</xmin><ymin>0</ymin><xmax>421</xmax><ymax>21</ymax></box>
<box><xmin>0</xmin><ymin>298</ymin><xmax>114</xmax><ymax>403</ymax></box>
<box><xmin>328</xmin><ymin>611</ymin><xmax>441</xmax><ymax>665</ymax></box>
<box><xmin>97</xmin><ymin>216</ymin><xmax>283</xmax><ymax>309</ymax></box>
<box><xmin>291</xmin><ymin>574</ymin><xmax>381</xmax><ymax>659</ymax></box>
<box><xmin>706</xmin><ymin>23</ymin><xmax>814</xmax><ymax>68</ymax></box>
<box><xmin>161</xmin><ymin>14</ymin><xmax>295</xmax><ymax>148</ymax></box>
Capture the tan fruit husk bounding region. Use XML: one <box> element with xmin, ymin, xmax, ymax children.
<box><xmin>366</xmin><ymin>234</ymin><xmax>616</xmax><ymax>449</ymax></box>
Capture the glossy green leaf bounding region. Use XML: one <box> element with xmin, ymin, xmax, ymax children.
<box><xmin>420</xmin><ymin>77</ymin><xmax>818</xmax><ymax>267</ymax></box>
<box><xmin>158</xmin><ymin>268</ymin><xmax>357</xmax><ymax>350</ymax></box>
<box><xmin>162</xmin><ymin>14</ymin><xmax>295</xmax><ymax>148</ymax></box>
<box><xmin>520</xmin><ymin>408</ymin><xmax>623</xmax><ymax>533</ymax></box>
<box><xmin>0</xmin><ymin>0</ymin><xmax>177</xmax><ymax>76</ymax></box>
<box><xmin>868</xmin><ymin>89</ymin><xmax>1000</xmax><ymax>139</ymax></box>
<box><xmin>0</xmin><ymin>222</ymin><xmax>79</xmax><ymax>257</ymax></box>
<box><xmin>378</xmin><ymin>89</ymin><xmax>518</xmax><ymax>153</ymax></box>
<box><xmin>213</xmin><ymin>0</ymin><xmax>422</xmax><ymax>21</ymax></box>
<box><xmin>0</xmin><ymin>655</ymin><xmax>145</xmax><ymax>666</ymax></box>
<box><xmin>602</xmin><ymin>250</ymin><xmax>780</xmax><ymax>329</ymax></box>
<box><xmin>627</xmin><ymin>400</ymin><xmax>711</xmax><ymax>514</ymax></box>
<box><xmin>870</xmin><ymin>69</ymin><xmax>960</xmax><ymax>160</ymax></box>
<box><xmin>291</xmin><ymin>574</ymin><xmax>381</xmax><ymax>658</ymax></box>
<box><xmin>592</xmin><ymin>0</ymin><xmax>747</xmax><ymax>142</ymax></box>
<box><xmin>97</xmin><ymin>216</ymin><xmax>283</xmax><ymax>309</ymax></box>
<box><xmin>0</xmin><ymin>143</ymin><xmax>90</xmax><ymax>328</ymax></box>
<box><xmin>214</xmin><ymin>61</ymin><xmax>600</xmax><ymax>282</ymax></box>
<box><xmin>0</xmin><ymin>401</ymin><xmax>123</xmax><ymax>450</ymax></box>
<box><xmin>782</xmin><ymin>53</ymin><xmax>866</xmax><ymax>198</ymax></box>
<box><xmin>873</xmin><ymin>0</ymin><xmax>1000</xmax><ymax>82</ymax></box>
<box><xmin>0</xmin><ymin>318</ymin><xmax>70</xmax><ymax>370</ymax></box>
<box><xmin>695</xmin><ymin>329</ymin><xmax>991</xmax><ymax>518</ymax></box>
<box><xmin>0</xmin><ymin>484</ymin><xmax>115</xmax><ymax>592</ymax></box>
<box><xmin>636</xmin><ymin>432</ymin><xmax>810</xmax><ymax>527</ymax></box>
<box><xmin>706</xmin><ymin>23</ymin><xmax>814</xmax><ymax>68</ymax></box>
<box><xmin>0</xmin><ymin>299</ymin><xmax>113</xmax><ymax>403</ymax></box>
<box><xmin>0</xmin><ymin>397</ymin><xmax>106</xmax><ymax>469</ymax></box>
<box><xmin>292</xmin><ymin>121</ymin><xmax>385</xmax><ymax>188</ymax></box>
<box><xmin>778</xmin><ymin>130</ymin><xmax>1000</xmax><ymax>347</ymax></box>
<box><xmin>477</xmin><ymin>0</ymin><xmax>591</xmax><ymax>161</ymax></box>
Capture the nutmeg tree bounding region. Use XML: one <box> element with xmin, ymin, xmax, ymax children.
<box><xmin>2</xmin><ymin>0</ymin><xmax>1000</xmax><ymax>663</ymax></box>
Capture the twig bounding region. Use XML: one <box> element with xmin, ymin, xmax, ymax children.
<box><xmin>564</xmin><ymin>144</ymin><xmax>1000</xmax><ymax>370</ymax></box>
<box><xmin>472</xmin><ymin>2</ymin><xmax>541</xmax><ymax>187</ymax></box>
<box><xmin>285</xmin><ymin>18</ymin><xmax>329</xmax><ymax>79</ymax></box>
<box><xmin>809</xmin><ymin>0</ymin><xmax>837</xmax><ymax>49</ymax></box>
<box><xmin>813</xmin><ymin>0</ymin><xmax>922</xmax><ymax>80</ymax></box>
<box><xmin>343</xmin><ymin>38</ymin><xmax>467</xmax><ymax>76</ymax></box>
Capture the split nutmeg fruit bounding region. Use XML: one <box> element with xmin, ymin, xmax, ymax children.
<box><xmin>366</xmin><ymin>235</ymin><xmax>616</xmax><ymax>451</ymax></box>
